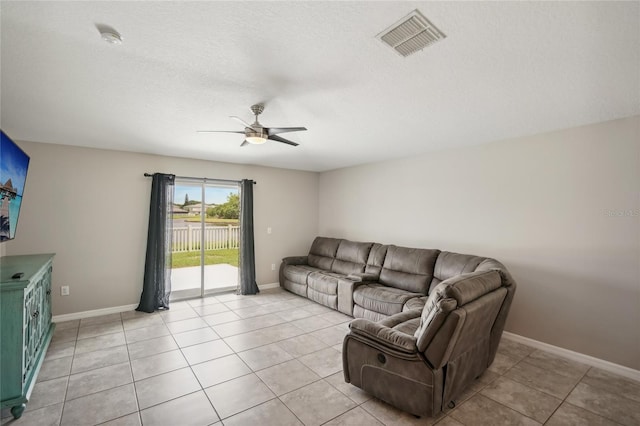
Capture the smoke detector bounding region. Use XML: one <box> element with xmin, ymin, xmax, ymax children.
<box><xmin>377</xmin><ymin>10</ymin><xmax>446</xmax><ymax>57</ymax></box>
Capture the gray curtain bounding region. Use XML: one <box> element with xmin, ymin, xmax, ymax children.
<box><xmin>238</xmin><ymin>179</ymin><xmax>259</xmax><ymax>295</ymax></box>
<box><xmin>137</xmin><ymin>173</ymin><xmax>175</xmax><ymax>312</ymax></box>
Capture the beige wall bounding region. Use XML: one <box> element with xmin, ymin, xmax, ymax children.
<box><xmin>5</xmin><ymin>142</ymin><xmax>319</xmax><ymax>316</ymax></box>
<box><xmin>319</xmin><ymin>116</ymin><xmax>640</xmax><ymax>370</ymax></box>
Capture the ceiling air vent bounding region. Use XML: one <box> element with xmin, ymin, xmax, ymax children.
<box><xmin>377</xmin><ymin>9</ymin><xmax>446</xmax><ymax>57</ymax></box>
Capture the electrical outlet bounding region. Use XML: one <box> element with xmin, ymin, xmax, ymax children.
<box><xmin>267</xmin><ymin>227</ymin><xmax>272</xmax><ymax>234</ymax></box>
<box><xmin>271</xmin><ymin>263</ymin><xmax>276</xmax><ymax>271</ymax></box>
<box><xmin>60</xmin><ymin>286</ymin><xmax>70</xmax><ymax>296</ymax></box>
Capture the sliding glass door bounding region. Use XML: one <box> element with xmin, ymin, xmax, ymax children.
<box><xmin>170</xmin><ymin>179</ymin><xmax>240</xmax><ymax>300</ymax></box>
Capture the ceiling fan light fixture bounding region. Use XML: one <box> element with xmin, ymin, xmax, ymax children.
<box><xmin>246</xmin><ymin>136</ymin><xmax>267</xmax><ymax>144</ymax></box>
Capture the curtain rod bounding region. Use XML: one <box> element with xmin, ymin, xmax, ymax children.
<box><xmin>143</xmin><ymin>173</ymin><xmax>256</xmax><ymax>184</ymax></box>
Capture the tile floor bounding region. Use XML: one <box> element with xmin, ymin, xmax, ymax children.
<box><xmin>2</xmin><ymin>287</ymin><xmax>639</xmax><ymax>426</ymax></box>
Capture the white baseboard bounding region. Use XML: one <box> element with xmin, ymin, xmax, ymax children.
<box><xmin>259</xmin><ymin>282</ymin><xmax>280</xmax><ymax>290</ymax></box>
<box><xmin>53</xmin><ymin>303</ymin><xmax>138</xmax><ymax>323</ymax></box>
<box><xmin>503</xmin><ymin>331</ymin><xmax>640</xmax><ymax>382</ymax></box>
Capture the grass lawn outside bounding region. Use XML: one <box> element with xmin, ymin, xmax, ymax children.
<box><xmin>172</xmin><ymin>248</ymin><xmax>239</xmax><ymax>268</ymax></box>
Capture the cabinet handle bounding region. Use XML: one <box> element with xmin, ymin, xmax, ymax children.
<box><xmin>32</xmin><ymin>311</ymin><xmax>39</xmax><ymax>318</ymax></box>
<box><xmin>46</xmin><ymin>290</ymin><xmax>51</xmax><ymax>295</ymax></box>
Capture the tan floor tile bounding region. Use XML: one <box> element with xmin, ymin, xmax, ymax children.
<box><xmin>53</xmin><ymin>320</ymin><xmax>79</xmax><ymax>331</ymax></box>
<box><xmin>222</xmin><ymin>399</ymin><xmax>302</xmax><ymax>426</ymax></box>
<box><xmin>79</xmin><ymin>313</ymin><xmax>122</xmax><ymax>327</ymax></box>
<box><xmin>159</xmin><ymin>307</ymin><xmax>199</xmax><ymax>323</ymax></box>
<box><xmin>172</xmin><ymin>327</ymin><xmax>219</xmax><ymax>347</ymax></box>
<box><xmin>324</xmin><ymin>407</ymin><xmax>384</xmax><ymax>426</ymax></box>
<box><xmin>100</xmin><ymin>413</ymin><xmax>141</xmax><ymax>426</ymax></box>
<box><xmin>166</xmin><ymin>317</ymin><xmax>209</xmax><ymax>334</ymax></box>
<box><xmin>505</xmin><ymin>359</ymin><xmax>580</xmax><ymax>399</ymax></box>
<box><xmin>66</xmin><ymin>362</ymin><xmax>132</xmax><ymax>401</ymax></box>
<box><xmin>127</xmin><ymin>335</ymin><xmax>178</xmax><ymax>360</ymax></box>
<box><xmin>181</xmin><ymin>339</ymin><xmax>234</xmax><ymax>365</ymax></box>
<box><xmin>130</xmin><ymin>349</ymin><xmax>187</xmax><ymax>381</ymax></box>
<box><xmin>361</xmin><ymin>398</ymin><xmax>440</xmax><ymax>425</ymax></box>
<box><xmin>61</xmin><ymin>384</ymin><xmax>138</xmax><ymax>425</ymax></box>
<box><xmin>71</xmin><ymin>345</ymin><xmax>129</xmax><ymax>374</ymax></box>
<box><xmin>256</xmin><ymin>359</ymin><xmax>321</xmax><ymax>396</ymax></box>
<box><xmin>38</xmin><ymin>356</ymin><xmax>73</xmax><ymax>381</ymax></box>
<box><xmin>44</xmin><ymin>340</ymin><xmax>75</xmax><ymax>361</ymax></box>
<box><xmin>480</xmin><ymin>377</ymin><xmax>561</xmax><ymax>423</ymax></box>
<box><xmin>125</xmin><ymin>324</ymin><xmax>171</xmax><ymax>344</ymax></box>
<box><xmin>449</xmin><ymin>394</ymin><xmax>540</xmax><ymax>426</ymax></box>
<box><xmin>566</xmin><ymin>382</ymin><xmax>640</xmax><ymax>425</ymax></box>
<box><xmin>487</xmin><ymin>352</ymin><xmax>520</xmax><ymax>375</ymax></box>
<box><xmin>77</xmin><ymin>321</ymin><xmax>123</xmax><ymax>339</ymax></box>
<box><xmin>122</xmin><ymin>314</ymin><xmax>164</xmax><ymax>331</ymax></box>
<box><xmin>298</xmin><ymin>347</ymin><xmax>342</xmax><ymax>377</ymax></box>
<box><xmin>290</xmin><ymin>315</ymin><xmax>334</xmax><ymax>332</ymax></box>
<box><xmin>134</xmin><ymin>368</ymin><xmax>201</xmax><ymax>410</ymax></box>
<box><xmin>27</xmin><ymin>377</ymin><xmax>67</xmax><ymax>411</ymax></box>
<box><xmin>202</xmin><ymin>311</ymin><xmax>242</xmax><ymax>326</ymax></box>
<box><xmin>581</xmin><ymin>368</ymin><xmax>640</xmax><ymax>403</ymax></box>
<box><xmin>280</xmin><ymin>380</ymin><xmax>355</xmax><ymax>426</ymax></box>
<box><xmin>434</xmin><ymin>417</ymin><xmax>464</xmax><ymax>426</ymax></box>
<box><xmin>51</xmin><ymin>327</ymin><xmax>78</xmax><ymax>344</ymax></box>
<box><xmin>140</xmin><ymin>390</ymin><xmax>218</xmax><ymax>426</ymax></box>
<box><xmin>497</xmin><ymin>338</ymin><xmax>536</xmax><ymax>361</ymax></box>
<box><xmin>192</xmin><ymin>303</ymin><xmax>230</xmax><ymax>316</ymax></box>
<box><xmin>276</xmin><ymin>333</ymin><xmax>329</xmax><ymax>358</ymax></box>
<box><xmin>545</xmin><ymin>402</ymin><xmax>620</xmax><ymax>426</ymax></box>
<box><xmin>74</xmin><ymin>331</ymin><xmax>126</xmax><ymax>354</ymax></box>
<box><xmin>238</xmin><ymin>343</ymin><xmax>294</xmax><ymax>371</ymax></box>
<box><xmin>191</xmin><ymin>354</ymin><xmax>252</xmax><ymax>387</ymax></box>
<box><xmin>204</xmin><ymin>373</ymin><xmax>275</xmax><ymax>419</ymax></box>
<box><xmin>524</xmin><ymin>350</ymin><xmax>589</xmax><ymax>380</ymax></box>
<box><xmin>310</xmin><ymin>325</ymin><xmax>348</xmax><ymax>346</ymax></box>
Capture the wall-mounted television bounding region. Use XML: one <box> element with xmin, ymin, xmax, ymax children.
<box><xmin>0</xmin><ymin>130</ymin><xmax>30</xmax><ymax>241</ymax></box>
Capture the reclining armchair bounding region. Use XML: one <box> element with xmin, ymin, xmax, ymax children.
<box><xmin>343</xmin><ymin>268</ymin><xmax>516</xmax><ymax>417</ymax></box>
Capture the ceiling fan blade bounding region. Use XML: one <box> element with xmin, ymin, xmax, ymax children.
<box><xmin>268</xmin><ymin>134</ymin><xmax>299</xmax><ymax>147</ymax></box>
<box><xmin>240</xmin><ymin>140</ymin><xmax>249</xmax><ymax>147</ymax></box>
<box><xmin>197</xmin><ymin>130</ymin><xmax>245</xmax><ymax>134</ymax></box>
<box><xmin>230</xmin><ymin>116</ymin><xmax>258</xmax><ymax>131</ymax></box>
<box><xmin>267</xmin><ymin>127</ymin><xmax>307</xmax><ymax>135</ymax></box>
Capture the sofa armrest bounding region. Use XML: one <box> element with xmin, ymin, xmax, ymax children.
<box><xmin>346</xmin><ymin>272</ymin><xmax>379</xmax><ymax>282</ymax></box>
<box><xmin>282</xmin><ymin>256</ymin><xmax>308</xmax><ymax>266</ymax></box>
<box><xmin>349</xmin><ymin>316</ymin><xmax>419</xmax><ymax>354</ymax></box>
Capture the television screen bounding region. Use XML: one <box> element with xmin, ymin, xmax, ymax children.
<box><xmin>0</xmin><ymin>130</ymin><xmax>30</xmax><ymax>241</ymax></box>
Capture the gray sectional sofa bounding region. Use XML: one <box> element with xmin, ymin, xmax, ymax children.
<box><xmin>279</xmin><ymin>236</ymin><xmax>516</xmax><ymax>417</ymax></box>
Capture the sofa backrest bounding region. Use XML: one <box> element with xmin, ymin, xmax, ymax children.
<box><xmin>378</xmin><ymin>246</ymin><xmax>440</xmax><ymax>294</ymax></box>
<box><xmin>364</xmin><ymin>243</ymin><xmax>389</xmax><ymax>276</ymax></box>
<box><xmin>308</xmin><ymin>237</ymin><xmax>342</xmax><ymax>269</ymax></box>
<box><xmin>331</xmin><ymin>240</ymin><xmax>374</xmax><ymax>275</ymax></box>
<box><xmin>430</xmin><ymin>251</ymin><xmax>487</xmax><ymax>293</ymax></box>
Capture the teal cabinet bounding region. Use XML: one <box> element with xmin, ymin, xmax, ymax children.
<box><xmin>0</xmin><ymin>254</ymin><xmax>56</xmax><ymax>419</ymax></box>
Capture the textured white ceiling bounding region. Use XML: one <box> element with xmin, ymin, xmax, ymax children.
<box><xmin>1</xmin><ymin>1</ymin><xmax>638</xmax><ymax>172</ymax></box>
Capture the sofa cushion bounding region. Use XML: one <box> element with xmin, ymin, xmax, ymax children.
<box><xmin>283</xmin><ymin>265</ymin><xmax>323</xmax><ymax>285</ymax></box>
<box><xmin>307</xmin><ymin>271</ymin><xmax>342</xmax><ymax>295</ymax></box>
<box><xmin>308</xmin><ymin>237</ymin><xmax>342</xmax><ymax>270</ymax></box>
<box><xmin>331</xmin><ymin>240</ymin><xmax>373</xmax><ymax>275</ymax></box>
<box><xmin>403</xmin><ymin>296</ymin><xmax>427</xmax><ymax>312</ymax></box>
<box><xmin>353</xmin><ymin>284</ymin><xmax>423</xmax><ymax>317</ymax></box>
<box><xmin>430</xmin><ymin>251</ymin><xmax>486</xmax><ymax>292</ymax></box>
<box><xmin>379</xmin><ymin>246</ymin><xmax>440</xmax><ymax>294</ymax></box>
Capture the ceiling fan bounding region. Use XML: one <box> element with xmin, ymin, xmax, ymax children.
<box><xmin>198</xmin><ymin>104</ymin><xmax>306</xmax><ymax>147</ymax></box>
